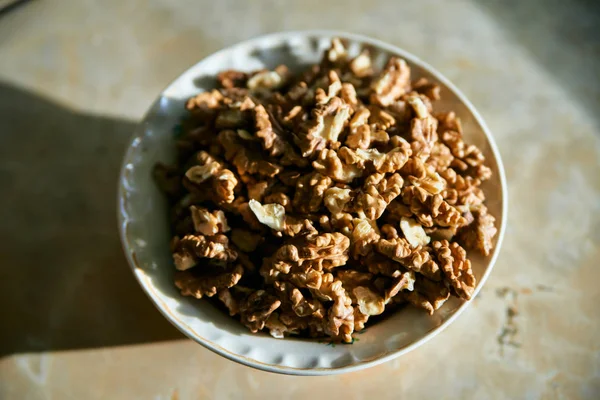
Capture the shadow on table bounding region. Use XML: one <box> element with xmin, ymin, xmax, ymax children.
<box><xmin>0</xmin><ymin>82</ymin><xmax>185</xmax><ymax>358</ymax></box>
<box><xmin>474</xmin><ymin>0</ymin><xmax>600</xmax><ymax>128</ymax></box>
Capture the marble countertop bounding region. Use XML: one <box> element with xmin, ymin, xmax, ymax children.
<box><xmin>1</xmin><ymin>0</ymin><xmax>599</xmax><ymax>398</ymax></box>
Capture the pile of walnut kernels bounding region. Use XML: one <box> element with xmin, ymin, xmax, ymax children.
<box><xmin>153</xmin><ymin>39</ymin><xmax>498</xmax><ymax>343</ymax></box>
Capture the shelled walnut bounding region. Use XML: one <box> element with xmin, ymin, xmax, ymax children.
<box><xmin>154</xmin><ymin>38</ymin><xmax>497</xmax><ymax>343</ymax></box>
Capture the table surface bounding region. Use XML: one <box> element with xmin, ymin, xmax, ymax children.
<box><xmin>1</xmin><ymin>0</ymin><xmax>599</xmax><ymax>399</ymax></box>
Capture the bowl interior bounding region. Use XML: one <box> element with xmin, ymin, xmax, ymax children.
<box><xmin>118</xmin><ymin>31</ymin><xmax>506</xmax><ymax>375</ymax></box>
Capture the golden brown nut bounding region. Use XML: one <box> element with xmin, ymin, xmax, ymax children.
<box><xmin>336</xmin><ymin>271</ymin><xmax>384</xmax><ymax>322</ymax></box>
<box><xmin>217</xmin><ymin>288</ymin><xmax>241</xmax><ymax>316</ymax></box>
<box><xmin>409</xmin><ymin>114</ymin><xmax>438</xmax><ymax>162</ymax></box>
<box><xmin>457</xmin><ymin>205</ymin><xmax>497</xmax><ymax>256</ymax></box>
<box><xmin>323</xmin><ymin>187</ymin><xmax>353</xmax><ymax>215</ymax></box>
<box><xmin>260</xmin><ymin>232</ymin><xmax>350</xmax><ymax>283</ymax></box>
<box><xmin>252</xmin><ymin>104</ymin><xmax>306</xmax><ymax>167</ymax></box>
<box><xmin>253</xmin><ymin>104</ymin><xmax>281</xmax><ymax>154</ymax></box>
<box><xmin>432</xmin><ymin>240</ymin><xmax>476</xmax><ymax>300</ymax></box>
<box><xmin>375</xmin><ymin>237</ymin><xmax>441</xmax><ymax>281</ymax></box>
<box><xmin>289</xmin><ymin>269</ymin><xmax>323</xmax><ymax>290</ymax></box>
<box><xmin>412</xmin><ymin>77</ymin><xmax>441</xmax><ymax>101</ymax></box>
<box><xmin>315</xmin><ymin>71</ymin><xmax>343</xmax><ymax>105</ymax></box>
<box><xmin>190</xmin><ymin>206</ymin><xmax>229</xmax><ymax>236</ymax></box>
<box><xmin>353</xmin><ymin>307</ymin><xmax>370</xmax><ymax>331</ymax></box>
<box><xmin>340</xmin><ymin>82</ymin><xmax>358</xmax><ymax>107</ymax></box>
<box><xmin>406</xmin><ymin>94</ymin><xmax>431</xmax><ymax>119</ymax></box>
<box><xmin>401</xmin><ymin>276</ymin><xmax>450</xmax><ymax>315</ymax></box>
<box><xmin>260</xmin><ymin>243</ymin><xmax>298</xmax><ymax>282</ymax></box>
<box><xmin>312</xmin><ymin>148</ymin><xmax>363</xmax><ymax>183</ymax></box>
<box><xmin>218</xmin><ymin>130</ymin><xmax>282</xmax><ymax>177</ymax></box>
<box><xmin>384</xmin><ymin>271</ymin><xmax>416</xmax><ymax>301</ymax></box>
<box><xmin>296</xmin><ymin>97</ymin><xmax>351</xmax><ymax>157</ymax></box>
<box><xmin>401</xmin><ymin>157</ymin><xmax>446</xmax><ymax>195</ymax></box>
<box><xmin>351</xmin><ymin>173</ymin><xmax>403</xmax><ymax>220</ymax></box>
<box><xmin>368</xmin><ymin>106</ymin><xmax>396</xmax><ymax>130</ymax></box>
<box><xmin>315</xmin><ymin>273</ymin><xmax>355</xmax><ymax>343</ymax></box>
<box><xmin>380</xmin><ymin>224</ymin><xmax>400</xmax><ymax>239</ymax></box>
<box><xmin>293</xmin><ymin>172</ymin><xmax>333</xmax><ymax>213</ymax></box>
<box><xmin>401</xmin><ymin>186</ymin><xmax>466</xmax><ymax>228</ymax></box>
<box><xmin>274</xmin><ymin>281</ymin><xmax>325</xmax><ymax>318</ymax></box>
<box><xmin>320</xmin><ymin>212</ymin><xmax>355</xmax><ymax>236</ymax></box>
<box><xmin>337</xmin><ymin>146</ymin><xmax>411</xmax><ymax>174</ymax></box>
<box><xmin>184</xmin><ymin>151</ymin><xmax>239</xmax><ymax>204</ymax></box>
<box><xmin>441</xmin><ymin>130</ymin><xmax>491</xmax><ymax>182</ymax></box>
<box><xmin>281</xmin><ymin>215</ymin><xmax>318</xmax><ymax>237</ymax></box>
<box><xmin>435</xmin><ymin>111</ymin><xmax>462</xmax><ymax>134</ymax></box>
<box><xmin>264</xmin><ymin>311</ymin><xmax>304</xmax><ymax>339</ymax></box>
<box><xmin>370</xmin><ymin>57</ymin><xmax>410</xmax><ymax>106</ymax></box>
<box><xmin>239</xmin><ymin>290</ymin><xmax>282</xmax><ymax>332</ymax></box>
<box><xmin>297</xmin><ymin>232</ymin><xmax>350</xmax><ymax>271</ymax></box>
<box><xmin>175</xmin><ymin>264</ymin><xmax>244</xmax><ymax>299</ymax></box>
<box><xmin>440</xmin><ymin>168</ymin><xmax>485</xmax><ymax>208</ymax></box>
<box><xmin>212</xmin><ymin>169</ymin><xmax>239</xmax><ymax>204</ymax></box>
<box><xmin>349</xmin><ymin>218</ymin><xmax>380</xmax><ymax>258</ymax></box>
<box><xmin>428</xmin><ymin>142</ymin><xmax>454</xmax><ymax>173</ymax></box>
<box><xmin>171</xmin><ymin>234</ymin><xmax>237</xmax><ymax>271</ymax></box>
<box><xmin>345</xmin><ymin>123</ymin><xmax>371</xmax><ymax>150</ymax></box>
<box><xmin>346</xmin><ymin>107</ymin><xmax>371</xmax><ymax>149</ymax></box>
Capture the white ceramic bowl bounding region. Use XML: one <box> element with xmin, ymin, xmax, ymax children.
<box><xmin>118</xmin><ymin>31</ymin><xmax>507</xmax><ymax>375</ymax></box>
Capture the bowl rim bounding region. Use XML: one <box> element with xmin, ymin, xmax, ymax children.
<box><xmin>117</xmin><ymin>29</ymin><xmax>508</xmax><ymax>376</ymax></box>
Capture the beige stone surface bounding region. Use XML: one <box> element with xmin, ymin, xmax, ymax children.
<box><xmin>1</xmin><ymin>0</ymin><xmax>599</xmax><ymax>398</ymax></box>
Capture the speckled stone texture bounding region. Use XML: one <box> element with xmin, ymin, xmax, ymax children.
<box><xmin>0</xmin><ymin>0</ymin><xmax>599</xmax><ymax>399</ymax></box>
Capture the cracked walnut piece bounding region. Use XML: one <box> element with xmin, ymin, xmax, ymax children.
<box><xmin>154</xmin><ymin>37</ymin><xmax>498</xmax><ymax>343</ymax></box>
<box><xmin>248</xmin><ymin>199</ymin><xmax>286</xmax><ymax>231</ymax></box>
<box><xmin>296</xmin><ymin>96</ymin><xmax>351</xmax><ymax>157</ymax></box>
<box><xmin>457</xmin><ymin>205</ymin><xmax>497</xmax><ymax>256</ymax></box>
<box><xmin>375</xmin><ymin>237</ymin><xmax>441</xmax><ymax>281</ymax></box>
<box><xmin>171</xmin><ymin>234</ymin><xmax>237</xmax><ymax>271</ymax></box>
<box><xmin>175</xmin><ymin>264</ymin><xmax>244</xmax><ymax>299</ymax></box>
<box><xmin>184</xmin><ymin>151</ymin><xmax>239</xmax><ymax>204</ymax></box>
<box><xmin>190</xmin><ymin>206</ymin><xmax>230</xmax><ymax>236</ymax></box>
<box><xmin>432</xmin><ymin>240</ymin><xmax>476</xmax><ymax>300</ymax></box>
